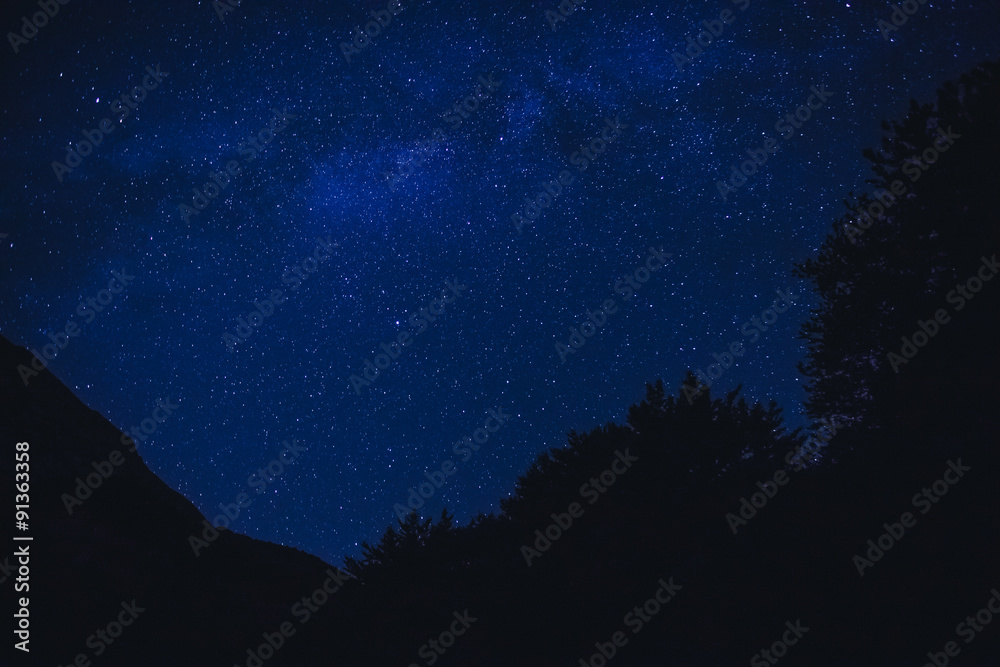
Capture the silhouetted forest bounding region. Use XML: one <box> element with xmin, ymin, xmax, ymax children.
<box><xmin>4</xmin><ymin>60</ymin><xmax>999</xmax><ymax>666</ymax></box>
<box><xmin>307</xmin><ymin>58</ymin><xmax>1000</xmax><ymax>665</ymax></box>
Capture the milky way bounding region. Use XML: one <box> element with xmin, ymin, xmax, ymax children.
<box><xmin>2</xmin><ymin>0</ymin><xmax>997</xmax><ymax>564</ymax></box>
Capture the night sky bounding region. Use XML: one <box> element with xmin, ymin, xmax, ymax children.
<box><xmin>2</xmin><ymin>0</ymin><xmax>996</xmax><ymax>566</ymax></box>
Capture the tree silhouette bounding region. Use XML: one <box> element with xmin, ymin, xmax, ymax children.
<box><xmin>795</xmin><ymin>59</ymin><xmax>1000</xmax><ymax>465</ymax></box>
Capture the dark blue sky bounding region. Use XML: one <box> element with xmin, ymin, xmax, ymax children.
<box><xmin>2</xmin><ymin>0</ymin><xmax>996</xmax><ymax>566</ymax></box>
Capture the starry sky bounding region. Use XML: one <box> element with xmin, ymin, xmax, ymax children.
<box><xmin>2</xmin><ymin>0</ymin><xmax>997</xmax><ymax>566</ymax></box>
